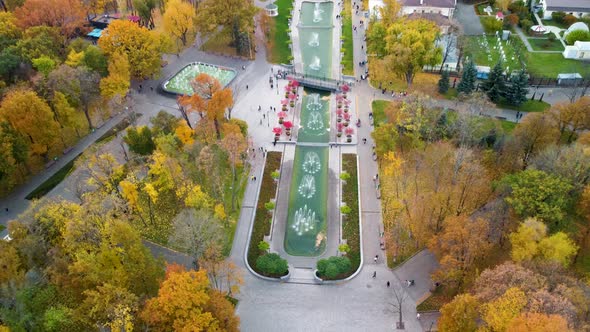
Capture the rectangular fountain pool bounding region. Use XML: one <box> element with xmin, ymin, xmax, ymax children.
<box><xmin>298</xmin><ymin>89</ymin><xmax>331</xmax><ymax>143</ymax></box>
<box><xmin>299</xmin><ymin>2</ymin><xmax>334</xmax><ymax>79</ymax></box>
<box><xmin>162</xmin><ymin>62</ymin><xmax>237</xmax><ymax>96</ymax></box>
<box><xmin>284</xmin><ymin>145</ymin><xmax>329</xmax><ymax>256</ymax></box>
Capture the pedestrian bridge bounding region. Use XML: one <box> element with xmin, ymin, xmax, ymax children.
<box><xmin>286</xmin><ymin>72</ymin><xmax>345</xmax><ymax>92</ymax></box>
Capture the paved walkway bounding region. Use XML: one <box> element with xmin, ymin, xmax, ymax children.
<box><xmin>513</xmin><ymin>26</ymin><xmax>562</xmax><ymax>53</ymax></box>
<box><xmin>455</xmin><ymin>1</ymin><xmax>484</xmax><ymax>36</ymax></box>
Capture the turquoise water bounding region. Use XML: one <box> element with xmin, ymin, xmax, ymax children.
<box><xmin>163</xmin><ymin>62</ymin><xmax>237</xmax><ymax>96</ymax></box>
<box><xmin>299</xmin><ymin>2</ymin><xmax>333</xmax><ymax>79</ymax></box>
<box><xmin>284</xmin><ymin>2</ymin><xmax>335</xmax><ymax>256</ymax></box>
<box><xmin>284</xmin><ymin>145</ymin><xmax>329</xmax><ymax>256</ymax></box>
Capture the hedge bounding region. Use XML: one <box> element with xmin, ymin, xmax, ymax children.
<box><xmin>247</xmin><ymin>152</ymin><xmax>282</xmax><ymax>273</ymax></box>
<box><xmin>341</xmin><ymin>154</ymin><xmax>361</xmax><ymax>275</ymax></box>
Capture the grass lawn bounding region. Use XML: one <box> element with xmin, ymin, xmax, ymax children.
<box><xmin>475</xmin><ymin>2</ymin><xmax>497</xmax><ymax>16</ymax></box>
<box><xmin>341</xmin><ymin>0</ymin><xmax>354</xmax><ymax>75</ymax></box>
<box><xmin>541</xmin><ymin>19</ymin><xmax>569</xmax><ymax>30</ymax></box>
<box><xmin>443</xmin><ymin>88</ymin><xmax>458</xmax><ymax>100</ymax></box>
<box><xmin>267</xmin><ymin>0</ymin><xmax>292</xmax><ymax>64</ymax></box>
<box><xmin>525</xmin><ymin>52</ymin><xmax>590</xmax><ymax>77</ymax></box>
<box><xmin>0</xmin><ymin>224</ymin><xmax>5</xmax><ymax>232</ymax></box>
<box><xmin>372</xmin><ymin>100</ymin><xmax>389</xmax><ymax>127</ymax></box>
<box><xmin>464</xmin><ymin>35</ymin><xmax>525</xmax><ymax>73</ymax></box>
<box><xmin>501</xmin><ymin>120</ymin><xmax>517</xmax><ymax>133</ymax></box>
<box><xmin>528</xmin><ymin>38</ymin><xmax>564</xmax><ymax>51</ymax></box>
<box><xmin>25</xmin><ymin>155</ymin><xmax>80</xmax><ymax>200</ymax></box>
<box><xmin>497</xmin><ymin>99</ymin><xmax>551</xmax><ymax>112</ymax></box>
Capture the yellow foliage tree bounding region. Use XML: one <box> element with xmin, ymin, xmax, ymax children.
<box><xmin>438</xmin><ymin>294</ymin><xmax>479</xmax><ymax>332</ymax></box>
<box><xmin>100</xmin><ymin>51</ymin><xmax>131</xmax><ymax>99</ymax></box>
<box><xmin>163</xmin><ymin>0</ymin><xmax>196</xmax><ymax>46</ymax></box>
<box><xmin>65</xmin><ymin>49</ymin><xmax>85</xmax><ymax>67</ymax></box>
<box><xmin>214</xmin><ymin>203</ymin><xmax>226</xmax><ymax>222</ymax></box>
<box><xmin>480</xmin><ymin>287</ymin><xmax>527</xmax><ymax>332</ymax></box>
<box><xmin>98</xmin><ymin>20</ymin><xmax>165</xmax><ymax>78</ymax></box>
<box><xmin>507</xmin><ymin>312</ymin><xmax>572</xmax><ymax>332</ymax></box>
<box><xmin>175</xmin><ymin>122</ymin><xmax>195</xmax><ymax>146</ymax></box>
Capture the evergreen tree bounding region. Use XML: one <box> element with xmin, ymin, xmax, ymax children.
<box><xmin>438</xmin><ymin>70</ymin><xmax>450</xmax><ymax>94</ymax></box>
<box><xmin>506</xmin><ymin>70</ymin><xmax>529</xmax><ymax>106</ymax></box>
<box><xmin>457</xmin><ymin>61</ymin><xmax>477</xmax><ymax>95</ymax></box>
<box><xmin>483</xmin><ymin>61</ymin><xmax>506</xmax><ymax>103</ymax></box>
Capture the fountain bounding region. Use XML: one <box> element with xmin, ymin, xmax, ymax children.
<box><xmin>308</xmin><ymin>32</ymin><xmax>320</xmax><ymax>47</ymax></box>
<box><xmin>313</xmin><ymin>2</ymin><xmax>323</xmax><ymax>23</ymax></box>
<box><xmin>302</xmin><ymin>151</ymin><xmax>321</xmax><ymax>174</ymax></box>
<box><xmin>293</xmin><ymin>205</ymin><xmax>317</xmax><ymax>235</ymax></box>
<box><xmin>307</xmin><ymin>112</ymin><xmax>324</xmax><ymax>131</ymax></box>
<box><xmin>306</xmin><ymin>93</ymin><xmax>322</xmax><ymax>111</ymax></box>
<box><xmin>298</xmin><ymin>174</ymin><xmax>316</xmax><ymax>199</ymax></box>
<box><xmin>309</xmin><ymin>56</ymin><xmax>321</xmax><ymax>71</ymax></box>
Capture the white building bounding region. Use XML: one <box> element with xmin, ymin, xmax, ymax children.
<box><xmin>369</xmin><ymin>0</ymin><xmax>457</xmax><ymax>19</ymax></box>
<box><xmin>563</xmin><ymin>41</ymin><xmax>590</xmax><ymax>59</ymax></box>
<box><xmin>538</xmin><ymin>0</ymin><xmax>590</xmax><ymax>20</ymax></box>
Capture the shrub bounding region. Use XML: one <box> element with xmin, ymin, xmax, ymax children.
<box><xmin>564</xmin><ymin>14</ymin><xmax>577</xmax><ymax>27</ymax></box>
<box><xmin>317</xmin><ymin>256</ymin><xmax>352</xmax><ymax>279</ymax></box>
<box><xmin>481</xmin><ymin>16</ymin><xmax>503</xmax><ymax>33</ymax></box>
<box><xmin>256</xmin><ymin>253</ymin><xmax>288</xmax><ymax>277</ymax></box>
<box><xmin>258</xmin><ymin>240</ymin><xmax>270</xmax><ymax>252</ymax></box>
<box><xmin>551</xmin><ymin>11</ymin><xmax>566</xmax><ymax>24</ymax></box>
<box><xmin>340</xmin><ymin>205</ymin><xmax>351</xmax><ymax>214</ymax></box>
<box><xmin>505</xmin><ymin>14</ymin><xmax>519</xmax><ymax>26</ymax></box>
<box><xmin>520</xmin><ymin>19</ymin><xmax>533</xmax><ymax>33</ymax></box>
<box><xmin>271</xmin><ymin>170</ymin><xmax>280</xmax><ymax>179</ymax></box>
<box><xmin>264</xmin><ymin>201</ymin><xmax>275</xmax><ymax>211</ymax></box>
<box><xmin>548</xmin><ymin>33</ymin><xmax>556</xmax><ymax>42</ymax></box>
<box><xmin>566</xmin><ymin>29</ymin><xmax>590</xmax><ymax>45</ymax></box>
<box><xmin>340</xmin><ymin>171</ymin><xmax>350</xmax><ymax>181</ymax></box>
<box><xmin>338</xmin><ymin>243</ymin><xmax>350</xmax><ymax>254</ymax></box>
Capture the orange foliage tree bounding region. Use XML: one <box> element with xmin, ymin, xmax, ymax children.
<box><xmin>14</xmin><ymin>0</ymin><xmax>87</xmax><ymax>38</ymax></box>
<box><xmin>141</xmin><ymin>264</ymin><xmax>239</xmax><ymax>331</ymax></box>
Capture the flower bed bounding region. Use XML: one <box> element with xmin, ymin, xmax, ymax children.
<box><xmin>341</xmin><ymin>153</ymin><xmax>360</xmax><ymax>274</ymax></box>
<box><xmin>247</xmin><ymin>152</ymin><xmax>282</xmax><ymax>273</ymax></box>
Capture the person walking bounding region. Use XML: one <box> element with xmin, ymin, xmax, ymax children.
<box><xmin>374</xmin><ymin>254</ymin><xmax>379</xmax><ymax>263</ymax></box>
<box><xmin>416</xmin><ymin>313</ymin><xmax>421</xmax><ymax>320</ymax></box>
<box><xmin>386</xmin><ymin>281</ymin><xmax>390</xmax><ymax>288</ymax></box>
<box><xmin>372</xmin><ymin>271</ymin><xmax>376</xmax><ymax>278</ymax></box>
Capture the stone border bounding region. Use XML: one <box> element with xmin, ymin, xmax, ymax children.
<box><xmin>243</xmin><ymin>152</ymin><xmax>290</xmax><ymax>282</ymax></box>
<box><xmin>160</xmin><ymin>61</ymin><xmax>238</xmax><ymax>96</ymax></box>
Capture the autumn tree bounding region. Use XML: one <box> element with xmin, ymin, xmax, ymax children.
<box><xmin>0</xmin><ymin>88</ymin><xmax>60</xmax><ymax>160</ymax></box>
<box><xmin>141</xmin><ymin>265</ymin><xmax>238</xmax><ymax>331</ymax></box>
<box><xmin>14</xmin><ymin>0</ymin><xmax>87</xmax><ymax>38</ymax></box>
<box><xmin>473</xmin><ymin>262</ymin><xmax>547</xmax><ymax>303</ymax></box>
<box><xmin>503</xmin><ymin>169</ymin><xmax>573</xmax><ymax>227</ymax></box>
<box><xmin>220</xmin><ymin>129</ymin><xmax>247</xmax><ymax>210</ymax></box>
<box><xmin>196</xmin><ymin>0</ymin><xmax>257</xmax><ymax>50</ymax></box>
<box><xmin>507</xmin><ymin>313</ymin><xmax>572</xmax><ymax>332</ymax></box>
<box><xmin>78</xmin><ymin>283</ymin><xmax>138</xmax><ymax>331</ymax></box>
<box><xmin>530</xmin><ymin>143</ymin><xmax>590</xmax><ymax>191</ymax></box>
<box><xmin>510</xmin><ymin>218</ymin><xmax>578</xmax><ymax>266</ymax></box>
<box><xmin>438</xmin><ymin>294</ymin><xmax>479</xmax><ymax>332</ymax></box>
<box><xmin>15</xmin><ymin>26</ymin><xmax>64</xmax><ymax>63</ymax></box>
<box><xmin>429</xmin><ymin>216</ymin><xmax>491</xmax><ymax>288</ymax></box>
<box><xmin>547</xmin><ymin>96</ymin><xmax>590</xmax><ymax>144</ymax></box>
<box><xmin>512</xmin><ymin>112</ymin><xmax>559</xmax><ymax>168</ymax></box>
<box><xmin>169</xmin><ymin>209</ymin><xmax>225</xmax><ymax>260</ymax></box>
<box><xmin>199</xmin><ymin>244</ymin><xmax>243</xmax><ymax>297</ymax></box>
<box><xmin>381</xmin><ymin>18</ymin><xmax>442</xmax><ymax>86</ymax></box>
<box><xmin>124</xmin><ymin>126</ymin><xmax>155</xmax><ymax>155</ymax></box>
<box><xmin>0</xmin><ymin>121</ymin><xmax>28</xmax><ymax>191</ymax></box>
<box><xmin>79</xmin><ymin>152</ymin><xmax>125</xmax><ymax>196</ymax></box>
<box><xmin>100</xmin><ymin>51</ymin><xmax>130</xmax><ymax>99</ymax></box>
<box><xmin>98</xmin><ymin>20</ymin><xmax>167</xmax><ymax>78</ymax></box>
<box><xmin>163</xmin><ymin>0</ymin><xmax>196</xmax><ymax>46</ymax></box>
<box><xmin>151</xmin><ymin>110</ymin><xmax>180</xmax><ymax>135</ymax></box>
<box><xmin>480</xmin><ymin>287</ymin><xmax>527</xmax><ymax>331</ymax></box>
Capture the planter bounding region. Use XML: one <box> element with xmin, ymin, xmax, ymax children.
<box><xmin>337</xmin><ymin>118</ymin><xmax>342</xmax><ymax>122</ymax></box>
<box><xmin>337</xmin><ymin>132</ymin><xmax>342</xmax><ymax>137</ymax></box>
<box><xmin>290</xmin><ymin>102</ymin><xmax>295</xmax><ymax>108</ymax></box>
<box><xmin>347</xmin><ymin>137</ymin><xmax>352</xmax><ymax>143</ymax></box>
<box><xmin>313</xmin><ymin>270</ymin><xmax>324</xmax><ymax>284</ymax></box>
<box><xmin>344</xmin><ymin>122</ymin><xmax>349</xmax><ymax>127</ymax></box>
<box><xmin>282</xmin><ymin>106</ymin><xmax>288</xmax><ymax>112</ymax></box>
<box><xmin>286</xmin><ymin>130</ymin><xmax>291</xmax><ymax>136</ymax></box>
<box><xmin>279</xmin><ymin>118</ymin><xmax>284</xmax><ymax>124</ymax></box>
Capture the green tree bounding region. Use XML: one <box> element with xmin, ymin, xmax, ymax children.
<box><xmin>457</xmin><ymin>60</ymin><xmax>477</xmax><ymax>94</ymax></box>
<box><xmin>100</xmin><ymin>51</ymin><xmax>130</xmax><ymax>99</ymax></box>
<box><xmin>438</xmin><ymin>70</ymin><xmax>450</xmax><ymax>94</ymax></box>
<box><xmin>504</xmin><ymin>169</ymin><xmax>573</xmax><ymax>227</ymax></box>
<box><xmin>124</xmin><ymin>126</ymin><xmax>156</xmax><ymax>155</ymax></box>
<box><xmin>163</xmin><ymin>0</ymin><xmax>196</xmax><ymax>47</ymax></box>
<box><xmin>196</xmin><ymin>0</ymin><xmax>257</xmax><ymax>48</ymax></box>
<box><xmin>82</xmin><ymin>45</ymin><xmax>108</xmax><ymax>76</ymax></box>
<box><xmin>565</xmin><ymin>29</ymin><xmax>590</xmax><ymax>45</ymax></box>
<box><xmin>31</xmin><ymin>56</ymin><xmax>56</xmax><ymax>77</ymax></box>
<box><xmin>382</xmin><ymin>18</ymin><xmax>442</xmax><ymax>86</ymax></box>
<box><xmin>482</xmin><ymin>61</ymin><xmax>506</xmax><ymax>103</ymax></box>
<box><xmin>0</xmin><ymin>121</ymin><xmax>28</xmax><ymax>190</ymax></box>
<box><xmin>255</xmin><ymin>253</ymin><xmax>288</xmax><ymax>277</ymax></box>
<box><xmin>0</xmin><ymin>47</ymin><xmax>22</xmax><ymax>82</ymax></box>
<box><xmin>15</xmin><ymin>26</ymin><xmax>64</xmax><ymax>62</ymax></box>
<box><xmin>506</xmin><ymin>70</ymin><xmax>529</xmax><ymax>106</ymax></box>
<box><xmin>438</xmin><ymin>294</ymin><xmax>479</xmax><ymax>332</ymax></box>
<box><xmin>151</xmin><ymin>110</ymin><xmax>180</xmax><ymax>135</ymax></box>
